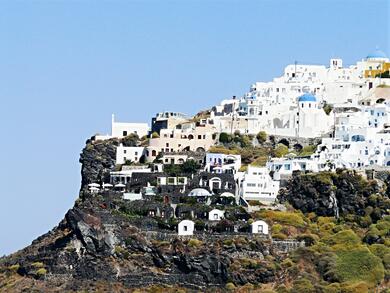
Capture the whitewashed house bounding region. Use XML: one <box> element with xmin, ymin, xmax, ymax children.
<box><xmin>239</xmin><ymin>166</ymin><xmax>280</xmax><ymax>204</ymax></box>
<box><xmin>251</xmin><ymin>220</ymin><xmax>269</xmax><ymax>235</ymax></box>
<box><xmin>205</xmin><ymin>153</ymin><xmax>241</xmax><ymax>174</ymax></box>
<box><xmin>267</xmin><ymin>157</ymin><xmax>321</xmax><ymax>180</ymax></box>
<box><xmin>178</xmin><ymin>220</ymin><xmax>195</xmax><ymax>236</ymax></box>
<box><xmin>116</xmin><ymin>144</ymin><xmax>145</xmax><ymax>164</ymax></box>
<box><xmin>111</xmin><ymin>115</ymin><xmax>149</xmax><ymax>138</ymax></box>
<box><xmin>208</xmin><ymin>209</ymin><xmax>224</xmax><ymax>221</ymax></box>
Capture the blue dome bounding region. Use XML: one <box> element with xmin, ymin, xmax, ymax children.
<box><xmin>298</xmin><ymin>93</ymin><xmax>316</xmax><ymax>102</ymax></box>
<box><xmin>366</xmin><ymin>49</ymin><xmax>387</xmax><ymax>59</ymax></box>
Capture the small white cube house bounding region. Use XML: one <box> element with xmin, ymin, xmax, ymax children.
<box><xmin>208</xmin><ymin>209</ymin><xmax>225</xmax><ymax>221</ymax></box>
<box><xmin>178</xmin><ymin>220</ymin><xmax>195</xmax><ymax>236</ymax></box>
<box><xmin>251</xmin><ymin>220</ymin><xmax>269</xmax><ymax>235</ymax></box>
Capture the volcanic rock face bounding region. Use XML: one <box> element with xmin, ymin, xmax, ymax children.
<box><xmin>79</xmin><ymin>138</ymin><xmax>118</xmax><ymax>190</ymax></box>
<box><xmin>0</xmin><ymin>196</ymin><xmax>276</xmax><ymax>291</ymax></box>
<box><xmin>277</xmin><ymin>170</ymin><xmax>381</xmax><ymax>217</ymax></box>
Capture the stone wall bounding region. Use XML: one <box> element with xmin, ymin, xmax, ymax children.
<box><xmin>143</xmin><ymin>230</ymin><xmax>304</xmax><ymax>254</ymax></box>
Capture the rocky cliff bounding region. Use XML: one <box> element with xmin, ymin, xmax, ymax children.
<box><xmin>0</xmin><ymin>139</ymin><xmax>284</xmax><ymax>292</ymax></box>
<box><xmin>1</xmin><ymin>139</ymin><xmax>389</xmax><ymax>292</ymax></box>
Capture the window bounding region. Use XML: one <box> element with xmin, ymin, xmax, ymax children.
<box><xmin>135</xmin><ymin>151</ymin><xmax>138</xmax><ymax>155</ymax></box>
<box><xmin>123</xmin><ymin>131</ymin><xmax>128</xmax><ymax>136</ymax></box>
<box><xmin>258</xmin><ymin>225</ymin><xmax>263</xmax><ymax>233</ymax></box>
<box><xmin>124</xmin><ymin>150</ymin><xmax>127</xmax><ymax>154</ymax></box>
<box><xmin>198</xmin><ymin>135</ymin><xmax>202</xmax><ymax>139</ymax></box>
<box><xmin>214</xmin><ymin>214</ymin><xmax>218</xmax><ymax>220</ymax></box>
<box><xmin>184</xmin><ymin>226</ymin><xmax>187</xmax><ymax>231</ymax></box>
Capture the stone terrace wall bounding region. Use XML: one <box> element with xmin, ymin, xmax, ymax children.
<box><xmin>143</xmin><ymin>231</ymin><xmax>304</xmax><ymax>254</ymax></box>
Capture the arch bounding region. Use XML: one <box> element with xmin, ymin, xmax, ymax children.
<box><xmin>196</xmin><ymin>147</ymin><xmax>205</xmax><ymax>152</ymax></box>
<box><xmin>209</xmin><ymin>177</ymin><xmax>222</xmax><ymax>190</ymax></box>
<box><xmin>188</xmin><ymin>134</ymin><xmax>194</xmax><ymax>140</ymax></box>
<box><xmin>152</xmin><ymin>150</ymin><xmax>157</xmax><ymax>156</ymax></box>
<box><xmin>273</xmin><ymin>118</ymin><xmax>283</xmax><ymax>128</ymax></box>
<box><xmin>182</xmin><ymin>146</ymin><xmax>191</xmax><ymax>151</ymax></box>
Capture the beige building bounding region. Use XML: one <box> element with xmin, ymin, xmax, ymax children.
<box><xmin>146</xmin><ymin>119</ymin><xmax>218</xmax><ymax>161</ymax></box>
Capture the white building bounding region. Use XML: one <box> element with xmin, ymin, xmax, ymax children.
<box><xmin>205</xmin><ymin>153</ymin><xmax>241</xmax><ymax>174</ymax></box>
<box><xmin>93</xmin><ymin>114</ymin><xmax>150</xmax><ymax>141</ymax></box>
<box><xmin>178</xmin><ymin>220</ymin><xmax>195</xmax><ymax>236</ymax></box>
<box><xmin>116</xmin><ymin>144</ymin><xmax>145</xmax><ymax>164</ymax></box>
<box><xmin>239</xmin><ymin>166</ymin><xmax>280</xmax><ymax>203</ymax></box>
<box><xmin>211</xmin><ymin>51</ymin><xmax>389</xmax><ymax>138</ymax></box>
<box><xmin>110</xmin><ymin>165</ymin><xmax>152</xmax><ymax>184</ymax></box>
<box><xmin>208</xmin><ymin>209</ymin><xmax>224</xmax><ymax>221</ymax></box>
<box><xmin>267</xmin><ymin>157</ymin><xmax>322</xmax><ymax>180</ymax></box>
<box><xmin>111</xmin><ymin>115</ymin><xmax>150</xmax><ymax>138</ymax></box>
<box><xmin>251</xmin><ymin>220</ymin><xmax>269</xmax><ymax>235</ymax></box>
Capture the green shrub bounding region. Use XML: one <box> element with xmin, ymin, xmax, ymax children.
<box><xmin>257</xmin><ymin>210</ymin><xmax>306</xmax><ymax>228</ymax></box>
<box><xmin>223</xmin><ymin>239</ymin><xmax>234</xmax><ymax>246</ymax></box>
<box><xmin>31</xmin><ymin>262</ymin><xmax>44</xmax><ymax>268</ymax></box>
<box><xmin>290</xmin><ymin>278</ymin><xmax>315</xmax><ymax>293</ymax></box>
<box><xmin>334</xmin><ymin>247</ymin><xmax>384</xmax><ymax>286</ymax></box>
<box><xmin>187</xmin><ymin>238</ymin><xmax>203</xmax><ymax>248</ymax></box>
<box><xmin>368</xmin><ymin>244</ymin><xmax>390</xmax><ymax>259</ymax></box>
<box><xmin>114</xmin><ymin>246</ymin><xmax>130</xmax><ymax>259</ymax></box>
<box><xmin>324</xmin><ymin>230</ymin><xmax>361</xmax><ymax>249</ymax></box>
<box><xmin>272</xmin><ymin>233</ymin><xmax>287</xmax><ymax>240</ymax></box>
<box><xmin>256</xmin><ymin>131</ymin><xmax>267</xmax><ymax>144</ymax></box>
<box><xmin>273</xmin><ymin>144</ymin><xmax>289</xmax><ymax>158</ymax></box>
<box><xmin>35</xmin><ymin>268</ymin><xmax>47</xmax><ymax>276</ymax></box>
<box><xmin>225</xmin><ymin>282</ymin><xmax>236</xmax><ymax>290</ymax></box>
<box><xmin>7</xmin><ymin>264</ymin><xmax>20</xmax><ymax>272</ymax></box>
<box><xmin>151</xmin><ymin>132</ymin><xmax>160</xmax><ymax>138</ymax></box>
<box><xmin>281</xmin><ymin>258</ymin><xmax>293</xmax><ymax>268</ymax></box>
<box><xmin>340</xmin><ymin>281</ymin><xmax>369</xmax><ymax>293</ymax></box>
<box><xmin>323</xmin><ymin>283</ymin><xmax>341</xmax><ymax>293</ymax></box>
<box><xmin>299</xmin><ymin>145</ymin><xmax>317</xmax><ymax>157</ymax></box>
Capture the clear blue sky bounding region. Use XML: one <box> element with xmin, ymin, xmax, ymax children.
<box><xmin>0</xmin><ymin>0</ymin><xmax>388</xmax><ymax>255</ymax></box>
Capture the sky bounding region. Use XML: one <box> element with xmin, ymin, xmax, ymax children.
<box><xmin>0</xmin><ymin>0</ymin><xmax>389</xmax><ymax>256</ymax></box>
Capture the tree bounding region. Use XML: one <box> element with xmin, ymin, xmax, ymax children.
<box><xmin>323</xmin><ymin>103</ymin><xmax>333</xmax><ymax>115</ymax></box>
<box><xmin>256</xmin><ymin>131</ymin><xmax>267</xmax><ymax>144</ymax></box>
<box><xmin>181</xmin><ymin>159</ymin><xmax>200</xmax><ymax>174</ymax></box>
<box><xmin>273</xmin><ymin>144</ymin><xmax>289</xmax><ymax>158</ymax></box>
<box><xmin>219</xmin><ymin>132</ymin><xmax>233</xmax><ymax>144</ymax></box>
<box><xmin>122</xmin><ymin>133</ymin><xmax>139</xmax><ymax>146</ymax></box>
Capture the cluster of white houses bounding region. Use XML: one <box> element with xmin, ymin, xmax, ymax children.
<box><xmin>177</xmin><ymin>219</ymin><xmax>269</xmax><ymax>236</ymax></box>
<box><xmin>92</xmin><ymin>50</ymin><xmax>390</xmax><ymax>208</ymax></box>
